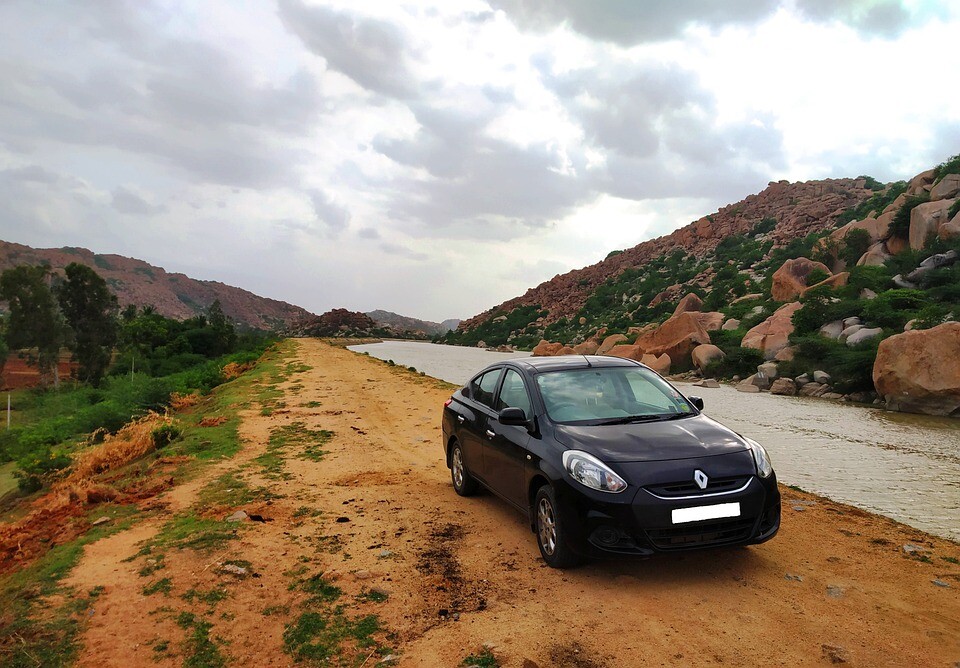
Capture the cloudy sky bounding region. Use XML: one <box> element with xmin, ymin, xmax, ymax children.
<box><xmin>1</xmin><ymin>1</ymin><xmax>958</xmax><ymax>322</ymax></box>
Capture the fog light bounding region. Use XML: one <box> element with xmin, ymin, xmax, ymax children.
<box><xmin>595</xmin><ymin>527</ymin><xmax>621</xmax><ymax>546</ymax></box>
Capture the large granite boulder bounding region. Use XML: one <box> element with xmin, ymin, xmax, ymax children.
<box><xmin>771</xmin><ymin>258</ymin><xmax>832</xmax><ymax>301</ymax></box>
<box><xmin>596</xmin><ymin>333</ymin><xmax>629</xmax><ymax>355</ymax></box>
<box><xmin>909</xmin><ymin>200</ymin><xmax>954</xmax><ymax>250</ymax></box>
<box><xmin>873</xmin><ymin>322</ymin><xmax>960</xmax><ymax>416</ymax></box>
<box><xmin>532</xmin><ymin>340</ymin><xmax>565</xmax><ymax>356</ymax></box>
<box><xmin>770</xmin><ymin>378</ymin><xmax>798</xmax><ymax>396</ymax></box>
<box><xmin>694</xmin><ymin>311</ymin><xmax>725</xmax><ymax>331</ymax></box>
<box><xmin>673</xmin><ymin>293</ymin><xmax>703</xmax><ymax>315</ymax></box>
<box><xmin>741</xmin><ymin>302</ymin><xmax>803</xmax><ymax>360</ymax></box>
<box><xmin>857</xmin><ymin>242</ymin><xmax>891</xmax><ymax>267</ymax></box>
<box><xmin>606</xmin><ymin>344</ymin><xmax>644</xmax><ymax>361</ymax></box>
<box><xmin>846</xmin><ymin>327</ymin><xmax>882</xmax><ymax>347</ymax></box>
<box><xmin>640</xmin><ymin>353</ymin><xmax>671</xmax><ymax>375</ymax></box>
<box><xmin>930</xmin><ymin>173</ymin><xmax>960</xmax><ymax>201</ymax></box>
<box><xmin>572</xmin><ymin>340</ymin><xmax>599</xmax><ymax>355</ymax></box>
<box><xmin>691</xmin><ymin>344</ymin><xmax>725</xmax><ymax>372</ymax></box>
<box><xmin>634</xmin><ymin>311</ymin><xmax>711</xmax><ymax>368</ymax></box>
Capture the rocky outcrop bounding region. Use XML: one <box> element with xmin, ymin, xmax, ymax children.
<box><xmin>596</xmin><ymin>334</ymin><xmax>629</xmax><ymax>355</ymax></box>
<box><xmin>292</xmin><ymin>309</ymin><xmax>382</xmax><ymax>338</ymax></box>
<box><xmin>641</xmin><ymin>354</ymin><xmax>671</xmax><ymax>375</ymax></box>
<box><xmin>873</xmin><ymin>322</ymin><xmax>960</xmax><ymax>416</ymax></box>
<box><xmin>633</xmin><ymin>312</ymin><xmax>711</xmax><ymax>368</ymax></box>
<box><xmin>910</xmin><ymin>200</ymin><xmax>955</xmax><ymax>250</ymax></box>
<box><xmin>572</xmin><ymin>340</ymin><xmax>599</xmax><ymax>355</ymax></box>
<box><xmin>694</xmin><ymin>311</ymin><xmax>725</xmax><ymax>331</ymax></box>
<box><xmin>771</xmin><ymin>258</ymin><xmax>832</xmax><ymax>301</ymax></box>
<box><xmin>741</xmin><ymin>302</ymin><xmax>803</xmax><ymax>360</ymax></box>
<box><xmin>532</xmin><ymin>340</ymin><xmax>565</xmax><ymax>356</ymax></box>
<box><xmin>673</xmin><ymin>293</ymin><xmax>703</xmax><ymax>315</ymax></box>
<box><xmin>930</xmin><ymin>173</ymin><xmax>960</xmax><ymax>201</ymax></box>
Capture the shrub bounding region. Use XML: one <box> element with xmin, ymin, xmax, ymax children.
<box><xmin>751</xmin><ymin>217</ymin><xmax>778</xmax><ymax>236</ymax></box>
<box><xmin>151</xmin><ymin>423</ymin><xmax>183</xmax><ymax>449</ymax></box>
<box><xmin>789</xmin><ymin>335</ymin><xmax>881</xmax><ymax>393</ymax></box>
<box><xmin>844</xmin><ymin>265</ymin><xmax>892</xmax><ymax>296</ymax></box>
<box><xmin>792</xmin><ymin>289</ymin><xmax>863</xmax><ymax>335</ymax></box>
<box><xmin>933</xmin><ymin>153</ymin><xmax>960</xmax><ymax>182</ymax></box>
<box><xmin>860</xmin><ymin>289</ymin><xmax>930</xmax><ymax>329</ymax></box>
<box><xmin>839</xmin><ymin>228</ymin><xmax>872</xmax><ymax>266</ymax></box>
<box><xmin>806</xmin><ymin>268</ymin><xmax>830</xmax><ymax>286</ymax></box>
<box><xmin>949</xmin><ymin>199</ymin><xmax>960</xmax><ymax>220</ymax></box>
<box><xmin>703</xmin><ymin>347</ymin><xmax>764</xmax><ymax>379</ymax></box>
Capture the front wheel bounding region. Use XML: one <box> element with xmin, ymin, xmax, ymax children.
<box><xmin>450</xmin><ymin>442</ymin><xmax>479</xmax><ymax>496</ymax></box>
<box><xmin>534</xmin><ymin>485</ymin><xmax>583</xmax><ymax>568</ymax></box>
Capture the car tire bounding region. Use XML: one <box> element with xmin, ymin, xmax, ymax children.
<box><xmin>450</xmin><ymin>442</ymin><xmax>479</xmax><ymax>496</ymax></box>
<box><xmin>534</xmin><ymin>485</ymin><xmax>583</xmax><ymax>569</ymax></box>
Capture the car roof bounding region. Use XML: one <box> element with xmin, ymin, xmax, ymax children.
<box><xmin>508</xmin><ymin>355</ymin><xmax>641</xmax><ymax>374</ymax></box>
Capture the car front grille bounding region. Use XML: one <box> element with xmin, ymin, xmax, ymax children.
<box><xmin>644</xmin><ymin>475</ymin><xmax>751</xmax><ymax>498</ymax></box>
<box><xmin>645</xmin><ymin>517</ymin><xmax>756</xmax><ymax>550</ymax></box>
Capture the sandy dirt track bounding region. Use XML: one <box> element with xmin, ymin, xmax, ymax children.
<box><xmin>66</xmin><ymin>340</ymin><xmax>960</xmax><ymax>667</ymax></box>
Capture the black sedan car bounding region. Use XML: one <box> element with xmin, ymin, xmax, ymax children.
<box><xmin>441</xmin><ymin>355</ymin><xmax>780</xmax><ymax>567</ymax></box>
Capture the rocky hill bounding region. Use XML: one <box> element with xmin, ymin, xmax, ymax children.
<box><xmin>0</xmin><ymin>240</ymin><xmax>314</xmax><ymax>331</ymax></box>
<box><xmin>366</xmin><ymin>310</ymin><xmax>459</xmax><ymax>336</ymax></box>
<box><xmin>445</xmin><ymin>157</ymin><xmax>960</xmax><ymax>416</ymax></box>
<box><xmin>288</xmin><ymin>308</ymin><xmax>399</xmax><ymax>338</ymax></box>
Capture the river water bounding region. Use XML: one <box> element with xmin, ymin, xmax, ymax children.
<box><xmin>349</xmin><ymin>341</ymin><xmax>960</xmax><ymax>542</ymax></box>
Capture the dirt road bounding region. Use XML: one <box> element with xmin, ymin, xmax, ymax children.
<box><xmin>66</xmin><ymin>340</ymin><xmax>960</xmax><ymax>667</ymax></box>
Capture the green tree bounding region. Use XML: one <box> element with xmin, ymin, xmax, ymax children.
<box><xmin>207</xmin><ymin>300</ymin><xmax>237</xmax><ymax>356</ymax></box>
<box><xmin>0</xmin><ymin>265</ymin><xmax>66</xmax><ymax>387</ymax></box>
<box><xmin>56</xmin><ymin>262</ymin><xmax>119</xmax><ymax>386</ymax></box>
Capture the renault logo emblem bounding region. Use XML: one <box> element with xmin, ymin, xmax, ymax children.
<box><xmin>694</xmin><ymin>469</ymin><xmax>709</xmax><ymax>490</ymax></box>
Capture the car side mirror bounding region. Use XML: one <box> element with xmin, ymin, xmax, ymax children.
<box><xmin>688</xmin><ymin>396</ymin><xmax>704</xmax><ymax>411</ymax></box>
<box><xmin>461</xmin><ymin>386</ymin><xmax>471</xmax><ymax>398</ymax></box>
<box><xmin>498</xmin><ymin>407</ymin><xmax>528</xmax><ymax>426</ymax></box>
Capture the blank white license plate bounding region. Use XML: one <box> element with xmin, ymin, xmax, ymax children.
<box><xmin>671</xmin><ymin>502</ymin><xmax>741</xmax><ymax>524</ymax></box>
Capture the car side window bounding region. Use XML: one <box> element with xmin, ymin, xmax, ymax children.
<box><xmin>470</xmin><ymin>369</ymin><xmax>502</xmax><ymax>409</ymax></box>
<box><xmin>496</xmin><ymin>369</ymin><xmax>531</xmax><ymax>417</ymax></box>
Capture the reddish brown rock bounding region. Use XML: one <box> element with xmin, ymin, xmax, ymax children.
<box><xmin>691</xmin><ymin>344</ymin><xmax>725</xmax><ymax>372</ymax></box>
<box><xmin>807</xmin><ymin>271</ymin><xmax>849</xmax><ymax>292</ymax></box>
<box><xmin>531</xmin><ymin>340</ymin><xmax>564</xmax><ymax>357</ymax></box>
<box><xmin>770</xmin><ymin>378</ymin><xmax>798</xmax><ymax>396</ymax></box>
<box><xmin>774</xmin><ymin>346</ymin><xmax>796</xmax><ymax>362</ymax></box>
<box><xmin>857</xmin><ymin>242</ymin><xmax>891</xmax><ymax>266</ymax></box>
<box><xmin>634</xmin><ymin>312</ymin><xmax>711</xmax><ymax>369</ymax></box>
<box><xmin>741</xmin><ymin>302</ymin><xmax>803</xmax><ymax>360</ymax></box>
<box><xmin>930</xmin><ymin>174</ymin><xmax>960</xmax><ymax>201</ymax></box>
<box><xmin>596</xmin><ymin>334</ymin><xmax>629</xmax><ymax>355</ymax></box>
<box><xmin>627</xmin><ymin>323</ymin><xmax>658</xmax><ymax>337</ymax></box>
<box><xmin>771</xmin><ymin>258</ymin><xmax>832</xmax><ymax>301</ymax></box>
<box><xmin>907</xmin><ymin>168</ymin><xmax>936</xmax><ymax>196</ymax></box>
<box><xmin>572</xmin><ymin>340</ymin><xmax>599</xmax><ymax>355</ymax></box>
<box><xmin>640</xmin><ymin>353</ymin><xmax>671</xmax><ymax>375</ymax></box>
<box><xmin>673</xmin><ymin>293</ymin><xmax>703</xmax><ymax>315</ymax></box>
<box><xmin>873</xmin><ymin>322</ymin><xmax>960</xmax><ymax>416</ymax></box>
<box><xmin>606</xmin><ymin>344</ymin><xmax>644</xmax><ymax>361</ymax></box>
<box><xmin>558</xmin><ymin>346</ymin><xmax>576</xmax><ymax>355</ymax></box>
<box><xmin>694</xmin><ymin>312</ymin><xmax>725</xmax><ymax>331</ymax></box>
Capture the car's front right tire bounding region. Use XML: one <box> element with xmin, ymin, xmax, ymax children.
<box><xmin>534</xmin><ymin>485</ymin><xmax>583</xmax><ymax>569</ymax></box>
<box><xmin>450</xmin><ymin>441</ymin><xmax>479</xmax><ymax>496</ymax></box>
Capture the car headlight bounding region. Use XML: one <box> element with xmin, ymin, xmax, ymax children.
<box><xmin>745</xmin><ymin>438</ymin><xmax>773</xmax><ymax>478</ymax></box>
<box><xmin>562</xmin><ymin>450</ymin><xmax>627</xmax><ymax>493</ymax></box>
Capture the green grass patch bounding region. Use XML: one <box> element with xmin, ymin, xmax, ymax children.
<box><xmin>0</xmin><ymin>461</ymin><xmax>18</xmax><ymax>498</ymax></box>
<box><xmin>197</xmin><ymin>471</ymin><xmax>282</xmax><ymax>512</ymax></box>
<box><xmin>176</xmin><ymin>612</ymin><xmax>228</xmax><ymax>668</ymax></box>
<box><xmin>148</xmin><ymin>513</ymin><xmax>240</xmax><ymax>553</ymax></box>
<box><xmin>263</xmin><ymin>604</ymin><xmax>291</xmax><ymax>617</ymax></box>
<box><xmin>257</xmin><ymin>422</ymin><xmax>333</xmax><ymax>479</ymax></box>
<box><xmin>461</xmin><ymin>648</ymin><xmax>500</xmax><ymax>667</ymax></box>
<box><xmin>182</xmin><ymin>586</ymin><xmax>229</xmax><ymax>607</ymax></box>
<box><xmin>356</xmin><ymin>589</ymin><xmax>389</xmax><ymax>603</ymax></box>
<box><xmin>282</xmin><ymin>611</ymin><xmax>383</xmax><ymax>665</ymax></box>
<box><xmin>142</xmin><ymin>577</ymin><xmax>173</xmax><ymax>596</ymax></box>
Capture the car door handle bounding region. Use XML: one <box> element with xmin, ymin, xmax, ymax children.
<box><xmin>457</xmin><ymin>415</ymin><xmax>465</xmax><ymax>423</ymax></box>
<box><xmin>485</xmin><ymin>429</ymin><xmax>495</xmax><ymax>439</ymax></box>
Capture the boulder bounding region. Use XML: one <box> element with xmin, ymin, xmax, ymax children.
<box><xmin>633</xmin><ymin>312</ymin><xmax>711</xmax><ymax>368</ymax></box>
<box><xmin>694</xmin><ymin>311</ymin><xmax>725</xmax><ymax>331</ymax></box>
<box><xmin>839</xmin><ymin>324</ymin><xmax>863</xmax><ymax>341</ymax></box>
<box><xmin>558</xmin><ymin>346</ymin><xmax>576</xmax><ymax>355</ymax></box>
<box><xmin>744</xmin><ymin>373</ymin><xmax>770</xmax><ymax>390</ymax></box>
<box><xmin>757</xmin><ymin>362</ymin><xmax>778</xmax><ymax>379</ymax></box>
<box><xmin>606</xmin><ymin>344</ymin><xmax>644</xmax><ymax>361</ymax></box>
<box><xmin>721</xmin><ymin>318</ymin><xmax>741</xmax><ymax>331</ymax></box>
<box><xmin>807</xmin><ymin>271</ymin><xmax>849</xmax><ymax>292</ymax></box>
<box><xmin>673</xmin><ymin>293</ymin><xmax>703</xmax><ymax>315</ymax></box>
<box><xmin>532</xmin><ymin>340</ymin><xmax>564</xmax><ymax>356</ymax></box>
<box><xmin>882</xmin><ymin>192</ymin><xmax>907</xmax><ymax>215</ymax></box>
<box><xmin>842</xmin><ymin>316</ymin><xmax>861</xmax><ymax>328</ymax></box>
<box><xmin>771</xmin><ymin>258</ymin><xmax>832</xmax><ymax>301</ymax></box>
<box><xmin>930</xmin><ymin>173</ymin><xmax>960</xmax><ymax>201</ymax></box>
<box><xmin>857</xmin><ymin>242</ymin><xmax>890</xmax><ymax>267</ymax></box>
<box><xmin>905</xmin><ymin>249</ymin><xmax>958</xmax><ymax>283</ymax></box>
<box><xmin>691</xmin><ymin>344</ymin><xmax>725</xmax><ymax>372</ymax></box>
<box><xmin>693</xmin><ymin>379</ymin><xmax>720</xmax><ymax>388</ymax></box>
<box><xmin>907</xmin><ymin>168</ymin><xmax>935</xmax><ymax>196</ymax></box>
<box><xmin>741</xmin><ymin>302</ymin><xmax>803</xmax><ymax>360</ymax></box>
<box><xmin>939</xmin><ymin>215</ymin><xmax>960</xmax><ymax>241</ymax></box>
<box><xmin>845</xmin><ymin>327</ymin><xmax>882</xmax><ymax>347</ymax></box>
<box><xmin>813</xmin><ymin>370</ymin><xmax>831</xmax><ymax>384</ymax></box>
<box><xmin>774</xmin><ymin>346</ymin><xmax>795</xmax><ymax>362</ymax></box>
<box><xmin>770</xmin><ymin>378</ymin><xmax>798</xmax><ymax>396</ymax></box>
<box><xmin>799</xmin><ymin>382</ymin><xmax>830</xmax><ymax>397</ymax></box>
<box><xmin>735</xmin><ymin>379</ymin><xmax>761</xmax><ymax>393</ymax></box>
<box><xmin>596</xmin><ymin>334</ymin><xmax>629</xmax><ymax>355</ymax></box>
<box><xmin>860</xmin><ymin>288</ymin><xmax>877</xmax><ymax>300</ymax></box>
<box><xmin>886</xmin><ymin>235</ymin><xmax>909</xmax><ymax>255</ymax></box>
<box><xmin>572</xmin><ymin>340</ymin><xmax>599</xmax><ymax>355</ymax></box>
<box><xmin>794</xmin><ymin>373</ymin><xmax>811</xmax><ymax>387</ymax></box>
<box><xmin>873</xmin><ymin>322</ymin><xmax>960</xmax><ymax>416</ymax></box>
<box><xmin>820</xmin><ymin>320</ymin><xmax>844</xmax><ymax>340</ymax></box>
<box><xmin>627</xmin><ymin>323</ymin><xmax>658</xmax><ymax>337</ymax></box>
<box><xmin>909</xmin><ymin>200</ymin><xmax>954</xmax><ymax>250</ymax></box>
<box><xmin>731</xmin><ymin>293</ymin><xmax>763</xmax><ymax>304</ymax></box>
<box><xmin>640</xmin><ymin>353</ymin><xmax>671</xmax><ymax>375</ymax></box>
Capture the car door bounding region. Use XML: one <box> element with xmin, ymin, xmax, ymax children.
<box><xmin>459</xmin><ymin>367</ymin><xmax>502</xmax><ymax>481</ymax></box>
<box><xmin>483</xmin><ymin>368</ymin><xmax>532</xmax><ymax>509</ymax></box>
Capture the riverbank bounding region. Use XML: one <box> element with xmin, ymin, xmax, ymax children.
<box><xmin>12</xmin><ymin>338</ymin><xmax>952</xmax><ymax>667</ymax></box>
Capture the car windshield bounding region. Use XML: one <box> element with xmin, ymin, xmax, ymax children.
<box><xmin>535</xmin><ymin>366</ymin><xmax>695</xmax><ymax>424</ymax></box>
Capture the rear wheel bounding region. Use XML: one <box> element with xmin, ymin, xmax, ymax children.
<box><xmin>534</xmin><ymin>485</ymin><xmax>583</xmax><ymax>568</ymax></box>
<box><xmin>450</xmin><ymin>442</ymin><xmax>479</xmax><ymax>496</ymax></box>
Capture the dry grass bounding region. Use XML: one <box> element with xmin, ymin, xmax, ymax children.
<box><xmin>222</xmin><ymin>362</ymin><xmax>254</xmax><ymax>380</ymax></box>
<box><xmin>67</xmin><ymin>412</ymin><xmax>170</xmax><ymax>482</ymax></box>
<box><xmin>170</xmin><ymin>391</ymin><xmax>201</xmax><ymax>410</ymax></box>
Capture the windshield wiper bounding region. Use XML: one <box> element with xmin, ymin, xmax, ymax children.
<box><xmin>660</xmin><ymin>412</ymin><xmax>695</xmax><ymax>421</ymax></box>
<box><xmin>597</xmin><ymin>412</ymin><xmax>694</xmax><ymax>425</ymax></box>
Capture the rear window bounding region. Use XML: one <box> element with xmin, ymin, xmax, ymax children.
<box><xmin>469</xmin><ymin>368</ymin><xmax>502</xmax><ymax>409</ymax></box>
<box><xmin>535</xmin><ymin>366</ymin><xmax>693</xmax><ymax>423</ymax></box>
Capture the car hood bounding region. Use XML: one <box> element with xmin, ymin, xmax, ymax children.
<box><xmin>553</xmin><ymin>413</ymin><xmax>749</xmax><ymax>463</ymax></box>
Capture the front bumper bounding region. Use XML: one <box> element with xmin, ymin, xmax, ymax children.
<box><xmin>559</xmin><ymin>473</ymin><xmax>781</xmax><ymax>557</ymax></box>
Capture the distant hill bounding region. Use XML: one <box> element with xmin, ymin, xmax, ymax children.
<box><xmin>366</xmin><ymin>310</ymin><xmax>459</xmax><ymax>336</ymax></box>
<box><xmin>0</xmin><ymin>240</ymin><xmax>314</xmax><ymax>331</ymax></box>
